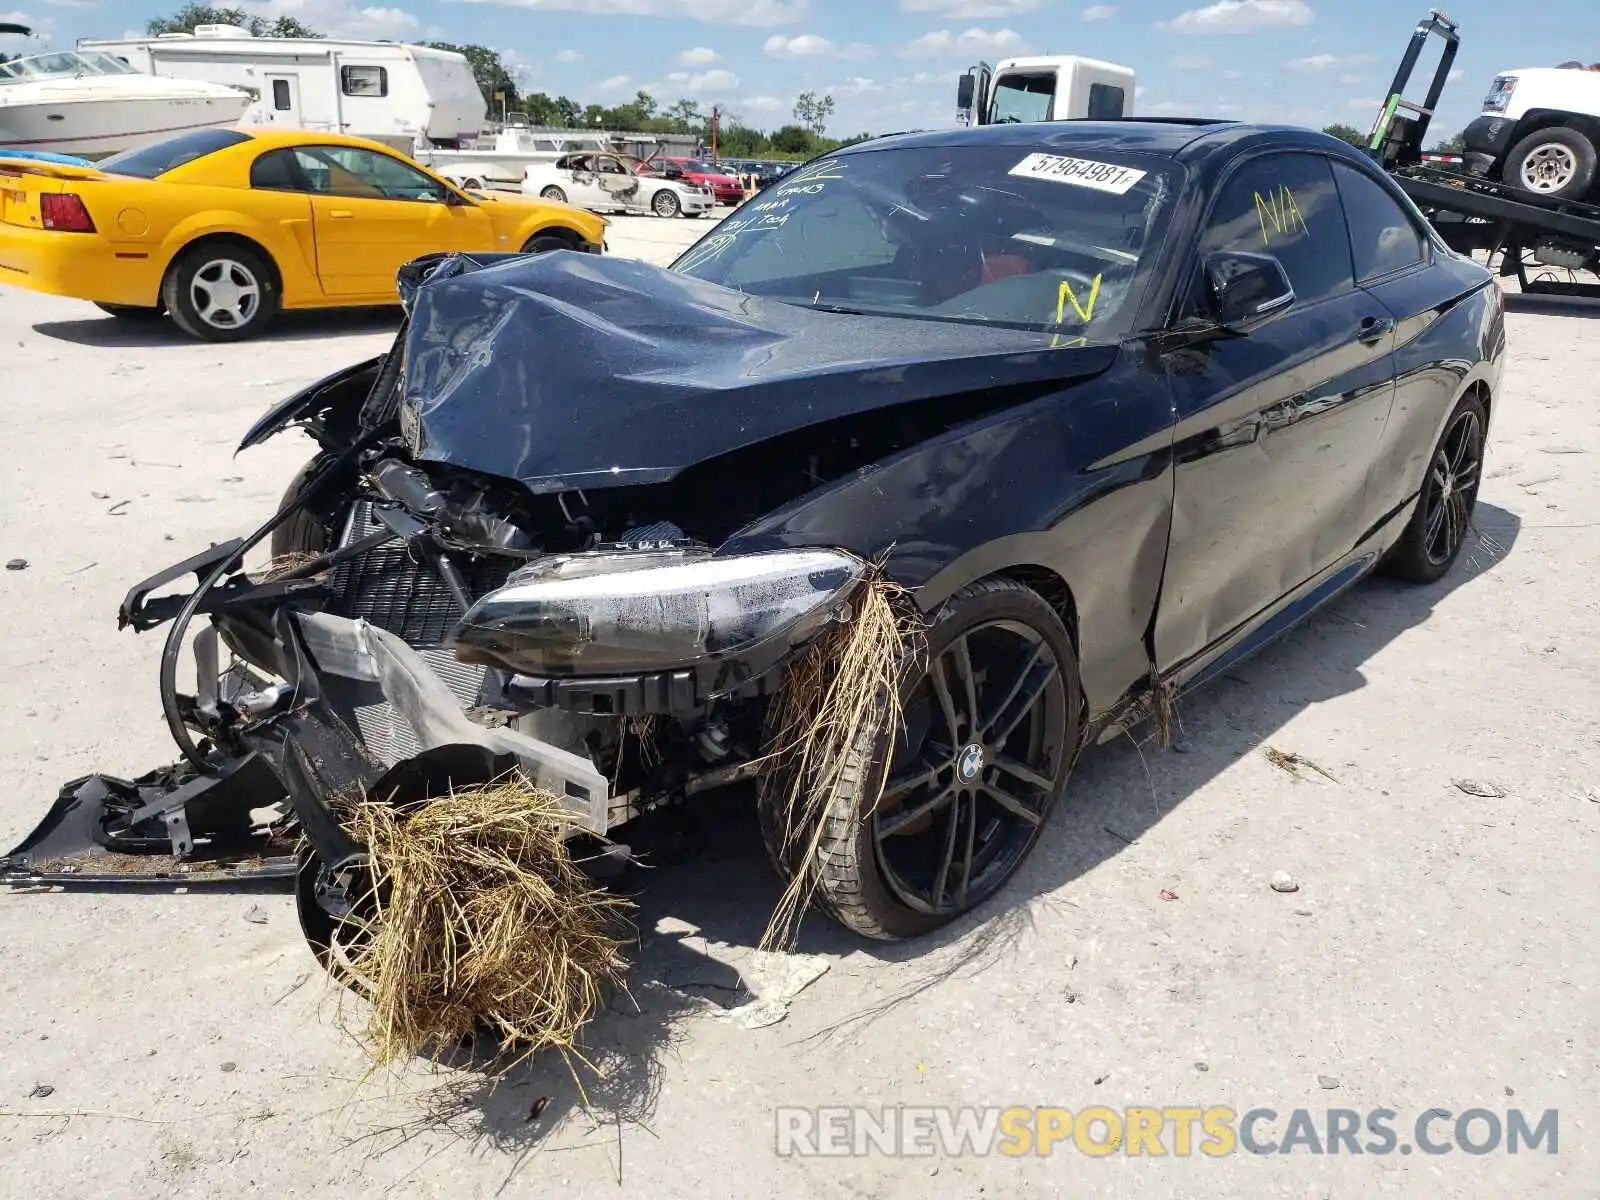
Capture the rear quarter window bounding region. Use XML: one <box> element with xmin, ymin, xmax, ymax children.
<box><xmin>1330</xmin><ymin>159</ymin><xmax>1427</xmax><ymax>280</ymax></box>
<box><xmin>96</xmin><ymin>128</ymin><xmax>253</xmax><ymax>179</ymax></box>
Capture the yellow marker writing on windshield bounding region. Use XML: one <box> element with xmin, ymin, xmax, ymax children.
<box><xmin>1055</xmin><ymin>274</ymin><xmax>1103</xmax><ymax>325</ymax></box>
<box><xmin>1050</xmin><ymin>334</ymin><xmax>1090</xmax><ymax>349</ymax></box>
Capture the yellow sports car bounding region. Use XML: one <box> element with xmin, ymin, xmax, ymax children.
<box><xmin>0</xmin><ymin>127</ymin><xmax>608</xmax><ymax>340</ymax></box>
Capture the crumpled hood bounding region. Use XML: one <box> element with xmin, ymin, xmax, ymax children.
<box><xmin>398</xmin><ymin>250</ymin><xmax>1119</xmax><ymax>494</ymax></box>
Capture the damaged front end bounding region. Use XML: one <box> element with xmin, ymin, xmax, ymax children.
<box><xmin>0</xmin><ymin>249</ymin><xmax>904</xmax><ymax>906</ymax></box>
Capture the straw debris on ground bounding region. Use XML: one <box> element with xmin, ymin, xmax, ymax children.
<box><xmin>331</xmin><ymin>777</ymin><xmax>634</xmax><ymax>1076</ymax></box>
<box><xmin>759</xmin><ymin>569</ymin><xmax>927</xmax><ymax>952</ymax></box>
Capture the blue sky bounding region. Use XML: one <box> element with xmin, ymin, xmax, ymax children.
<box><xmin>4</xmin><ymin>0</ymin><xmax>1595</xmax><ymax>137</ymax></box>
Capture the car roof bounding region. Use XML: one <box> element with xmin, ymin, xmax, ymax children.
<box><xmin>834</xmin><ymin>119</ymin><xmax>1350</xmax><ymax>162</ymax></box>
<box><xmin>221</xmin><ymin>127</ymin><xmax>416</xmax><ymax>154</ymax></box>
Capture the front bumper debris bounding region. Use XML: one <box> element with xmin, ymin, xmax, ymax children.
<box><xmin>3</xmin><ymin>573</ymin><xmax>613</xmax><ymax>888</ymax></box>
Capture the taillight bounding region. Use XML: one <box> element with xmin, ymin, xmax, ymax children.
<box><xmin>40</xmin><ymin>192</ymin><xmax>96</xmax><ymax>233</ymax></box>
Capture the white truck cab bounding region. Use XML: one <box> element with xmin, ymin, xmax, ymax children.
<box><xmin>1462</xmin><ymin>65</ymin><xmax>1600</xmax><ymax>200</ymax></box>
<box><xmin>957</xmin><ymin>56</ymin><xmax>1135</xmax><ymax>126</ymax></box>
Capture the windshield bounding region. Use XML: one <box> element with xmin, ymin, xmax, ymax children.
<box><xmin>989</xmin><ymin>72</ymin><xmax>1056</xmax><ymax>123</ymax></box>
<box><xmin>98</xmin><ymin>128</ymin><xmax>252</xmax><ymax>178</ymax></box>
<box><xmin>671</xmin><ymin>143</ymin><xmax>1177</xmax><ymax>337</ymax></box>
<box><xmin>0</xmin><ymin>50</ymin><xmax>139</xmax><ymax>81</ymax></box>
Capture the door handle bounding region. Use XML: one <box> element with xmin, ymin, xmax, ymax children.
<box><xmin>1357</xmin><ymin>315</ymin><xmax>1395</xmax><ymax>344</ymax></box>
<box><xmin>327</xmin><ymin>208</ymin><xmax>354</xmax><ymax>219</ymax></box>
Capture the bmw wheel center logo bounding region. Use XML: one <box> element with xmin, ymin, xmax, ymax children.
<box><xmin>957</xmin><ymin>743</ymin><xmax>985</xmax><ymax>783</ymax></box>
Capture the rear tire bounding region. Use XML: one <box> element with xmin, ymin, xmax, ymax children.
<box><xmin>459</xmin><ymin>176</ymin><xmax>485</xmax><ymax>192</ymax></box>
<box><xmin>539</xmin><ymin>185</ymin><xmax>567</xmax><ymax>202</ymax></box>
<box><xmin>1504</xmin><ymin>126</ymin><xmax>1598</xmax><ymax>200</ymax></box>
<box><xmin>1383</xmin><ymin>391</ymin><xmax>1488</xmax><ymax>584</ymax></box>
<box><xmin>651</xmin><ymin>188</ymin><xmax>681</xmax><ymax>218</ymax></box>
<box><xmin>94</xmin><ymin>301</ymin><xmax>165</xmax><ymax>321</ymax></box>
<box><xmin>162</xmin><ymin>242</ymin><xmax>278</xmax><ymax>342</ymax></box>
<box><xmin>756</xmin><ymin>577</ymin><xmax>1080</xmax><ymax>940</ymax></box>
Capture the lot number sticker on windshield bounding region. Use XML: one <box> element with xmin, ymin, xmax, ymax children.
<box><xmin>1009</xmin><ymin>153</ymin><xmax>1147</xmax><ymax>195</ymax></box>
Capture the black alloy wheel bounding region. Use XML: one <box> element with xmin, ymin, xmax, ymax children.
<box><xmin>757</xmin><ymin>576</ymin><xmax>1081</xmax><ymax>940</ymax></box>
<box><xmin>1385</xmin><ymin>391</ymin><xmax>1488</xmax><ymax>584</ymax></box>
<box><xmin>874</xmin><ymin>615</ymin><xmax>1071</xmax><ymax>919</ymax></box>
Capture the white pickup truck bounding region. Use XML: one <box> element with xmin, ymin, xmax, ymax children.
<box><xmin>1462</xmin><ymin>64</ymin><xmax>1600</xmax><ymax>200</ymax></box>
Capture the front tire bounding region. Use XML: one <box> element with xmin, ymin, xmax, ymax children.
<box><xmin>162</xmin><ymin>243</ymin><xmax>278</xmax><ymax>342</ymax></box>
<box><xmin>539</xmin><ymin>185</ymin><xmax>567</xmax><ymax>203</ymax></box>
<box><xmin>1384</xmin><ymin>391</ymin><xmax>1488</xmax><ymax>584</ymax></box>
<box><xmin>521</xmin><ymin>232</ymin><xmax>574</xmax><ymax>255</ymax></box>
<box><xmin>1504</xmin><ymin>127</ymin><xmax>1597</xmax><ymax>200</ymax></box>
<box><xmin>756</xmin><ymin>577</ymin><xmax>1080</xmax><ymax>940</ymax></box>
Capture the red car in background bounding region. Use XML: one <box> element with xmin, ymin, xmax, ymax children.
<box><xmin>638</xmin><ymin>155</ymin><xmax>745</xmax><ymax>205</ymax></box>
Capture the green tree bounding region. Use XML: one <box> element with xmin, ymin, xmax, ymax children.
<box><xmin>770</xmin><ymin>123</ymin><xmax>814</xmax><ymax>154</ymax></box>
<box><xmin>145</xmin><ymin>4</ymin><xmax>322</xmax><ymax>37</ymax></box>
<box><xmin>427</xmin><ymin>41</ymin><xmax>518</xmax><ymax>109</ymax></box>
<box><xmin>665</xmin><ymin>98</ymin><xmax>702</xmax><ymax>133</ymax></box>
<box><xmin>1321</xmin><ymin>122</ymin><xmax>1366</xmax><ymax>147</ymax></box>
<box><xmin>1428</xmin><ymin>128</ymin><xmax>1467</xmax><ymax>153</ymax></box>
<box><xmin>523</xmin><ymin>91</ymin><xmax>563</xmax><ymax>126</ymax></box>
<box><xmin>793</xmin><ymin>91</ymin><xmax>835</xmax><ymax>137</ymax></box>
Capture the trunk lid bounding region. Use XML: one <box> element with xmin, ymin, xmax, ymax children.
<box><xmin>0</xmin><ymin>157</ymin><xmax>101</xmax><ymax>230</ymax></box>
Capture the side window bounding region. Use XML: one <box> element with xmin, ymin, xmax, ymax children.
<box><xmin>291</xmin><ymin>146</ymin><xmax>449</xmax><ymax>202</ymax></box>
<box><xmin>340</xmin><ymin>64</ymin><xmax>387</xmax><ymax>98</ymax></box>
<box><xmin>249</xmin><ymin>148</ymin><xmax>300</xmax><ymax>191</ymax></box>
<box><xmin>1198</xmin><ymin>152</ymin><xmax>1353</xmax><ymax>306</ymax></box>
<box><xmin>1087</xmin><ymin>83</ymin><xmax>1125</xmax><ymax>120</ymax></box>
<box><xmin>271</xmin><ymin>79</ymin><xmax>291</xmax><ymax>111</ymax></box>
<box><xmin>1331</xmin><ymin>159</ymin><xmax>1426</xmax><ymax>280</ymax></box>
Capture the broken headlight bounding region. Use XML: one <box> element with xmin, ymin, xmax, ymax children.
<box><xmin>447</xmin><ymin>547</ymin><xmax>864</xmax><ymax>676</ymax></box>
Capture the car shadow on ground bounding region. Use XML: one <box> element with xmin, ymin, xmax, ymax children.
<box><xmin>29</xmin><ymin>307</ymin><xmax>401</xmax><ymax>348</ymax></box>
<box><xmin>360</xmin><ymin>505</ymin><xmax>1521</xmax><ymax>1170</ymax></box>
<box><xmin>1501</xmin><ymin>293</ymin><xmax>1600</xmax><ymax>319</ymax></box>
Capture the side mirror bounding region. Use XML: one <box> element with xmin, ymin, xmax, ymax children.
<box><xmin>956</xmin><ymin>72</ymin><xmax>976</xmax><ymax>111</ymax></box>
<box><xmin>1203</xmin><ymin>250</ymin><xmax>1295</xmax><ymax>332</ymax></box>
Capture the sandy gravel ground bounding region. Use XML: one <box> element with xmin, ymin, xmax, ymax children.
<box><xmin>0</xmin><ymin>220</ymin><xmax>1596</xmax><ymax>1199</ymax></box>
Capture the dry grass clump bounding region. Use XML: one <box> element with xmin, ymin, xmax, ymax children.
<box><xmin>333</xmin><ymin>776</ymin><xmax>634</xmax><ymax>1074</ymax></box>
<box><xmin>760</xmin><ymin>571</ymin><xmax>926</xmax><ymax>951</ymax></box>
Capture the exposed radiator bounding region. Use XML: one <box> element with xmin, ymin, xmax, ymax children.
<box><xmin>325</xmin><ymin>501</ymin><xmax>513</xmax><ymax>766</ymax></box>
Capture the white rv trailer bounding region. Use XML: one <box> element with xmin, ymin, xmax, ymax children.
<box><xmin>78</xmin><ymin>26</ymin><xmax>486</xmax><ymax>152</ymax></box>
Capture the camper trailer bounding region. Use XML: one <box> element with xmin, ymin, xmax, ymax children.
<box><xmin>78</xmin><ymin>26</ymin><xmax>486</xmax><ymax>151</ymax></box>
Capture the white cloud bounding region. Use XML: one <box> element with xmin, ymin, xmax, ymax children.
<box><xmin>740</xmin><ymin>94</ymin><xmax>787</xmax><ymax>113</ymax></box>
<box><xmin>451</xmin><ymin>0</ymin><xmax>808</xmax><ymax>28</ymax></box>
<box><xmin>1134</xmin><ymin>84</ymin><xmax>1146</xmax><ymax>99</ymax></box>
<box><xmin>1082</xmin><ymin>4</ymin><xmax>1117</xmax><ymax>19</ymax></box>
<box><xmin>899</xmin><ymin>26</ymin><xmax>1030</xmax><ymax>57</ymax></box>
<box><xmin>763</xmin><ymin>33</ymin><xmax>872</xmax><ymax>59</ymax></box>
<box><xmin>595</xmin><ymin>73</ymin><xmax>632</xmax><ymax>91</ymax></box>
<box><xmin>1287</xmin><ymin>51</ymin><xmax>1377</xmax><ymax>72</ymax></box>
<box><xmin>1171</xmin><ymin>54</ymin><xmax>1213</xmax><ymax>69</ymax></box>
<box><xmin>1158</xmin><ymin>0</ymin><xmax>1313</xmax><ymax>35</ymax></box>
<box><xmin>829</xmin><ymin>76</ymin><xmax>884</xmax><ymax>97</ymax></box>
<box><xmin>1337</xmin><ymin>72</ymin><xmax>1362</xmax><ymax>84</ymax></box>
<box><xmin>1286</xmin><ymin>53</ymin><xmax>1337</xmax><ymax>71</ymax></box>
<box><xmin>554</xmin><ymin>48</ymin><xmax>583</xmax><ymax>62</ymax></box>
<box><xmin>1348</xmin><ymin>97</ymin><xmax>1382</xmax><ymax>109</ymax></box>
<box><xmin>665</xmin><ymin>67</ymin><xmax>740</xmax><ymax>92</ymax></box>
<box><xmin>899</xmin><ymin>0</ymin><xmax>1042</xmax><ymax>15</ymax></box>
<box><xmin>1447</xmin><ymin>67</ymin><xmax>1465</xmax><ymax>81</ymax></box>
<box><xmin>495</xmin><ymin>45</ymin><xmax>536</xmax><ymax>83</ymax></box>
<box><xmin>238</xmin><ymin>0</ymin><xmax>420</xmax><ymax>39</ymax></box>
<box><xmin>677</xmin><ymin>46</ymin><xmax>720</xmax><ymax>64</ymax></box>
<box><xmin>1221</xmin><ymin>68</ymin><xmax>1243</xmax><ymax>78</ymax></box>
